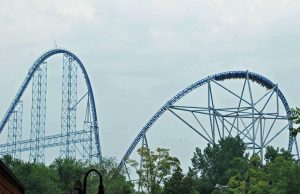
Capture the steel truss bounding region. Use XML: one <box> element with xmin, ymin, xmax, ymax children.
<box><xmin>81</xmin><ymin>95</ymin><xmax>97</xmax><ymax>163</ymax></box>
<box><xmin>118</xmin><ymin>71</ymin><xmax>297</xmax><ymax>172</ymax></box>
<box><xmin>0</xmin><ymin>129</ymin><xmax>91</xmax><ymax>154</ymax></box>
<box><xmin>60</xmin><ymin>54</ymin><xmax>78</xmax><ymax>159</ymax></box>
<box><xmin>168</xmin><ymin>82</ymin><xmax>289</xmax><ymax>161</ymax></box>
<box><xmin>7</xmin><ymin>101</ymin><xmax>23</xmax><ymax>160</ymax></box>
<box><xmin>0</xmin><ymin>48</ymin><xmax>101</xmax><ymax>163</ymax></box>
<box><xmin>30</xmin><ymin>62</ymin><xmax>47</xmax><ymax>163</ymax></box>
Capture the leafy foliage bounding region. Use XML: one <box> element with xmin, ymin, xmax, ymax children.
<box><xmin>290</xmin><ymin>107</ymin><xmax>300</xmax><ymax>136</ymax></box>
<box><xmin>129</xmin><ymin>147</ymin><xmax>180</xmax><ymax>194</ymax></box>
<box><xmin>191</xmin><ymin>136</ymin><xmax>247</xmax><ymax>193</ymax></box>
<box><xmin>49</xmin><ymin>158</ymin><xmax>85</xmax><ymax>193</ymax></box>
<box><xmin>1</xmin><ymin>155</ymin><xmax>63</xmax><ymax>194</ymax></box>
<box><xmin>2</xmin><ymin>129</ymin><xmax>300</xmax><ymax>194</ymax></box>
<box><xmin>163</xmin><ymin>167</ymin><xmax>198</xmax><ymax>194</ymax></box>
<box><xmin>1</xmin><ymin>155</ymin><xmax>133</xmax><ymax>194</ymax></box>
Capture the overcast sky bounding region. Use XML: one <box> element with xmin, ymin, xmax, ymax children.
<box><xmin>1</xmin><ymin>0</ymin><xmax>300</xmax><ymax>167</ymax></box>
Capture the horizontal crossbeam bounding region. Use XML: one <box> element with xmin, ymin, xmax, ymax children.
<box><xmin>169</xmin><ymin>106</ymin><xmax>289</xmax><ymax>120</ymax></box>
<box><xmin>0</xmin><ymin>129</ymin><xmax>91</xmax><ymax>154</ymax></box>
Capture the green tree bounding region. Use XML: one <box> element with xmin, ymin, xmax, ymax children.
<box><xmin>290</xmin><ymin>107</ymin><xmax>300</xmax><ymax>136</ymax></box>
<box><xmin>191</xmin><ymin>136</ymin><xmax>247</xmax><ymax>193</ymax></box>
<box><xmin>1</xmin><ymin>155</ymin><xmax>63</xmax><ymax>194</ymax></box>
<box><xmin>130</xmin><ymin>147</ymin><xmax>180</xmax><ymax>194</ymax></box>
<box><xmin>163</xmin><ymin>167</ymin><xmax>198</xmax><ymax>194</ymax></box>
<box><xmin>247</xmin><ymin>155</ymin><xmax>269</xmax><ymax>194</ymax></box>
<box><xmin>264</xmin><ymin>146</ymin><xmax>293</xmax><ymax>164</ymax></box>
<box><xmin>2</xmin><ymin>155</ymin><xmax>134</xmax><ymax>194</ymax></box>
<box><xmin>49</xmin><ymin>157</ymin><xmax>85</xmax><ymax>193</ymax></box>
<box><xmin>50</xmin><ymin>157</ymin><xmax>134</xmax><ymax>194</ymax></box>
<box><xmin>227</xmin><ymin>147</ymin><xmax>300</xmax><ymax>194</ymax></box>
<box><xmin>163</xmin><ymin>167</ymin><xmax>184</xmax><ymax>194</ymax></box>
<box><xmin>91</xmin><ymin>157</ymin><xmax>134</xmax><ymax>194</ymax></box>
<box><xmin>267</xmin><ymin>155</ymin><xmax>300</xmax><ymax>193</ymax></box>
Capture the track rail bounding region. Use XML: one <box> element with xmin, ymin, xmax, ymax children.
<box><xmin>0</xmin><ymin>48</ymin><xmax>102</xmax><ymax>159</ymax></box>
<box><xmin>118</xmin><ymin>70</ymin><xmax>292</xmax><ymax>170</ymax></box>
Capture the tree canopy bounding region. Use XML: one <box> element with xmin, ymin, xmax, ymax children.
<box><xmin>129</xmin><ymin>147</ymin><xmax>180</xmax><ymax>194</ymax></box>
<box><xmin>1</xmin><ymin>155</ymin><xmax>133</xmax><ymax>194</ymax></box>
<box><xmin>2</xmin><ymin>134</ymin><xmax>300</xmax><ymax>193</ymax></box>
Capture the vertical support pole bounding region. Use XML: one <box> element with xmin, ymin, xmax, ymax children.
<box><xmin>294</xmin><ymin>138</ymin><xmax>300</xmax><ymax>160</ymax></box>
<box><xmin>260</xmin><ymin>117</ymin><xmax>264</xmax><ymax>161</ymax></box>
<box><xmin>236</xmin><ymin>116</ymin><xmax>239</xmax><ymax>135</ymax></box>
<box><xmin>222</xmin><ymin>117</ymin><xmax>225</xmax><ymax>139</ymax></box>
<box><xmin>61</xmin><ymin>54</ymin><xmax>78</xmax><ymax>159</ymax></box>
<box><xmin>124</xmin><ymin>163</ymin><xmax>132</xmax><ymax>182</ymax></box>
<box><xmin>82</xmin><ymin>121</ymin><xmax>92</xmax><ymax>163</ymax></box>
<box><xmin>247</xmin><ymin>72</ymin><xmax>256</xmax><ymax>155</ymax></box>
<box><xmin>30</xmin><ymin>62</ymin><xmax>47</xmax><ymax>163</ymax></box>
<box><xmin>7</xmin><ymin>101</ymin><xmax>23</xmax><ymax>160</ymax></box>
<box><xmin>82</xmin><ymin>95</ymin><xmax>94</xmax><ymax>163</ymax></box>
<box><xmin>276</xmin><ymin>85</ymin><xmax>279</xmax><ymax>116</ymax></box>
<box><xmin>208</xmin><ymin>80</ymin><xmax>215</xmax><ymax>144</ymax></box>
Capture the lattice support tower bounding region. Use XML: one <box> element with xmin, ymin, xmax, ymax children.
<box><xmin>29</xmin><ymin>62</ymin><xmax>47</xmax><ymax>163</ymax></box>
<box><xmin>60</xmin><ymin>54</ymin><xmax>78</xmax><ymax>158</ymax></box>
<box><xmin>81</xmin><ymin>95</ymin><xmax>94</xmax><ymax>163</ymax></box>
<box><xmin>117</xmin><ymin>70</ymin><xmax>297</xmax><ymax>173</ymax></box>
<box><xmin>7</xmin><ymin>101</ymin><xmax>23</xmax><ymax>160</ymax></box>
<box><xmin>0</xmin><ymin>49</ymin><xmax>101</xmax><ymax>163</ymax></box>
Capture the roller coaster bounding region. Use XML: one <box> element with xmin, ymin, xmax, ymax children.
<box><xmin>0</xmin><ymin>48</ymin><xmax>101</xmax><ymax>163</ymax></box>
<box><xmin>0</xmin><ymin>49</ymin><xmax>298</xmax><ymax>173</ymax></box>
<box><xmin>117</xmin><ymin>70</ymin><xmax>299</xmax><ymax>174</ymax></box>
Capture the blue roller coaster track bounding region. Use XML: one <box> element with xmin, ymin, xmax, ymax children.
<box><xmin>118</xmin><ymin>70</ymin><xmax>295</xmax><ymax>170</ymax></box>
<box><xmin>0</xmin><ymin>48</ymin><xmax>101</xmax><ymax>161</ymax></box>
<box><xmin>0</xmin><ymin>49</ymin><xmax>297</xmax><ymax>171</ymax></box>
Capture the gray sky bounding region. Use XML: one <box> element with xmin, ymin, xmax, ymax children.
<box><xmin>1</xmin><ymin>0</ymin><xmax>300</xmax><ymax>168</ymax></box>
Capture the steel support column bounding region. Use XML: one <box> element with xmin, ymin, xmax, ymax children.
<box><xmin>81</xmin><ymin>95</ymin><xmax>94</xmax><ymax>163</ymax></box>
<box><xmin>60</xmin><ymin>54</ymin><xmax>78</xmax><ymax>158</ymax></box>
<box><xmin>29</xmin><ymin>62</ymin><xmax>47</xmax><ymax>163</ymax></box>
<box><xmin>7</xmin><ymin>101</ymin><xmax>23</xmax><ymax>160</ymax></box>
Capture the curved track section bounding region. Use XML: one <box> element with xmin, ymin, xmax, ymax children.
<box><xmin>0</xmin><ymin>48</ymin><xmax>101</xmax><ymax>159</ymax></box>
<box><xmin>118</xmin><ymin>70</ymin><xmax>292</xmax><ymax>170</ymax></box>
